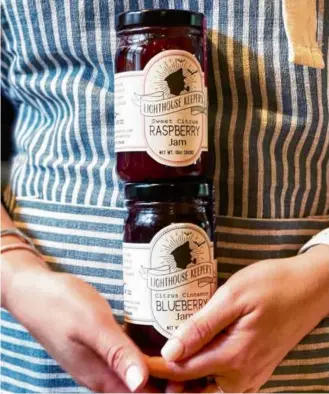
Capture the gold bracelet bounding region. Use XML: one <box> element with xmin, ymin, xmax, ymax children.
<box><xmin>0</xmin><ymin>243</ymin><xmax>43</xmax><ymax>259</ymax></box>
<box><xmin>1</xmin><ymin>228</ymin><xmax>43</xmax><ymax>258</ymax></box>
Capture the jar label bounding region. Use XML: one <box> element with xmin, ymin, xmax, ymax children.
<box><xmin>123</xmin><ymin>223</ymin><xmax>217</xmax><ymax>339</ymax></box>
<box><xmin>115</xmin><ymin>50</ymin><xmax>208</xmax><ymax>167</ymax></box>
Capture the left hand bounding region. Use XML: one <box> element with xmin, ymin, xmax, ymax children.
<box><xmin>147</xmin><ymin>245</ymin><xmax>329</xmax><ymax>393</ymax></box>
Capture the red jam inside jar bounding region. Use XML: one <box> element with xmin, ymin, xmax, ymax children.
<box><xmin>115</xmin><ymin>10</ymin><xmax>208</xmax><ymax>182</ymax></box>
<box><xmin>123</xmin><ymin>182</ymin><xmax>216</xmax><ymax>358</ymax></box>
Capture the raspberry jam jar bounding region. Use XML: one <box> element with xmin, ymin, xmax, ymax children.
<box><xmin>115</xmin><ymin>10</ymin><xmax>208</xmax><ymax>182</ymax></box>
<box><xmin>123</xmin><ymin>183</ymin><xmax>217</xmax><ymax>357</ymax></box>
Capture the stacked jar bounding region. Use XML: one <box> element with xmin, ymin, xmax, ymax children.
<box><xmin>115</xmin><ymin>9</ymin><xmax>217</xmax><ymax>361</ymax></box>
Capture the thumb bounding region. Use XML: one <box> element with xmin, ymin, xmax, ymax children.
<box><xmin>84</xmin><ymin>317</ymin><xmax>149</xmax><ymax>392</ymax></box>
<box><xmin>161</xmin><ymin>285</ymin><xmax>240</xmax><ymax>362</ymax></box>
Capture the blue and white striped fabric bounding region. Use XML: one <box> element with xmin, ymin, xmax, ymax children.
<box><xmin>1</xmin><ymin>0</ymin><xmax>120</xmax><ymax>208</ymax></box>
<box><xmin>1</xmin><ymin>0</ymin><xmax>329</xmax><ymax>392</ymax></box>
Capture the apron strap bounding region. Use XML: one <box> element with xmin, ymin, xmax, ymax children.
<box><xmin>282</xmin><ymin>0</ymin><xmax>325</xmax><ymax>69</ymax></box>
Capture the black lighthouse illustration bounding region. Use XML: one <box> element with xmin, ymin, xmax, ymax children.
<box><xmin>171</xmin><ymin>241</ymin><xmax>197</xmax><ymax>270</ymax></box>
<box><xmin>164</xmin><ymin>68</ymin><xmax>190</xmax><ymax>96</ymax></box>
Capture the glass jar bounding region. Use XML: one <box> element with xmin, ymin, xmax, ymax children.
<box><xmin>123</xmin><ymin>182</ymin><xmax>217</xmax><ymax>357</ymax></box>
<box><xmin>115</xmin><ymin>10</ymin><xmax>208</xmax><ymax>182</ymax></box>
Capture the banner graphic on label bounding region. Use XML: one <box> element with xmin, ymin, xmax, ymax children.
<box><xmin>132</xmin><ymin>91</ymin><xmax>207</xmax><ymax>116</ymax></box>
<box><xmin>140</xmin><ymin>261</ymin><xmax>214</xmax><ymax>291</ymax></box>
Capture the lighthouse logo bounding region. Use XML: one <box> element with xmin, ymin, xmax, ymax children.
<box><xmin>138</xmin><ymin>52</ymin><xmax>205</xmax><ymax>116</ymax></box>
<box><xmin>150</xmin><ymin>57</ymin><xmax>199</xmax><ymax>99</ymax></box>
<box><xmin>165</xmin><ymin>68</ymin><xmax>189</xmax><ymax>96</ymax></box>
<box><xmin>171</xmin><ymin>240</ymin><xmax>195</xmax><ymax>270</ymax></box>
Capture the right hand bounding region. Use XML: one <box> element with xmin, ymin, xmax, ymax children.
<box><xmin>3</xmin><ymin>249</ymin><xmax>149</xmax><ymax>393</ymax></box>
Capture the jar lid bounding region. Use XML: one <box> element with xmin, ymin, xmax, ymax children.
<box><xmin>116</xmin><ymin>9</ymin><xmax>204</xmax><ymax>31</ymax></box>
<box><xmin>125</xmin><ymin>182</ymin><xmax>209</xmax><ymax>202</ymax></box>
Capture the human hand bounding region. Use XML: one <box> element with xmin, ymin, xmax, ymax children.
<box><xmin>3</xmin><ymin>250</ymin><xmax>150</xmax><ymax>393</ymax></box>
<box><xmin>147</xmin><ymin>245</ymin><xmax>329</xmax><ymax>392</ymax></box>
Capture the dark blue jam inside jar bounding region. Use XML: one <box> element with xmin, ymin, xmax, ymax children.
<box><xmin>115</xmin><ymin>10</ymin><xmax>208</xmax><ymax>182</ymax></box>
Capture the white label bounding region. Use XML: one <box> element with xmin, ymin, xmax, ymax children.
<box><xmin>123</xmin><ymin>223</ymin><xmax>217</xmax><ymax>338</ymax></box>
<box><xmin>115</xmin><ymin>50</ymin><xmax>208</xmax><ymax>167</ymax></box>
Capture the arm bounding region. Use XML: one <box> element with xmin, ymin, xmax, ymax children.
<box><xmin>1</xmin><ymin>204</ymin><xmax>148</xmax><ymax>393</ymax></box>
<box><xmin>1</xmin><ymin>204</ymin><xmax>49</xmax><ymax>308</ymax></box>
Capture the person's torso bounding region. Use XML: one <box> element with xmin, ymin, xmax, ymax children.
<box><xmin>1</xmin><ymin>0</ymin><xmax>329</xmax><ymax>392</ymax></box>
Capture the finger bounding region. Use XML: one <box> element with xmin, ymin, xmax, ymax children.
<box><xmin>59</xmin><ymin>340</ymin><xmax>128</xmax><ymax>393</ymax></box>
<box><xmin>161</xmin><ymin>285</ymin><xmax>240</xmax><ymax>361</ymax></box>
<box><xmin>148</xmin><ymin>335</ymin><xmax>230</xmax><ymax>381</ymax></box>
<box><xmin>80</xmin><ymin>315</ymin><xmax>149</xmax><ymax>392</ymax></box>
<box><xmin>99</xmin><ymin>323</ymin><xmax>149</xmax><ymax>392</ymax></box>
<box><xmin>147</xmin><ymin>356</ymin><xmax>212</xmax><ymax>381</ymax></box>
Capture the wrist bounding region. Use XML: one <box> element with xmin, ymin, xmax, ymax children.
<box><xmin>1</xmin><ymin>234</ymin><xmax>25</xmax><ymax>246</ymax></box>
<box><xmin>1</xmin><ymin>248</ymin><xmax>50</xmax><ymax>311</ymax></box>
<box><xmin>294</xmin><ymin>245</ymin><xmax>329</xmax><ymax>317</ymax></box>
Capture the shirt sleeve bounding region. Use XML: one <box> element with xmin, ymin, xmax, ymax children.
<box><xmin>299</xmin><ymin>228</ymin><xmax>329</xmax><ymax>254</ymax></box>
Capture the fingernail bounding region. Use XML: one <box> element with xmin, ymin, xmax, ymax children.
<box><xmin>125</xmin><ymin>365</ymin><xmax>144</xmax><ymax>392</ymax></box>
<box><xmin>161</xmin><ymin>338</ymin><xmax>184</xmax><ymax>362</ymax></box>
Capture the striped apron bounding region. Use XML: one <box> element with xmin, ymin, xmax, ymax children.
<box><xmin>1</xmin><ymin>0</ymin><xmax>328</xmax><ymax>392</ymax></box>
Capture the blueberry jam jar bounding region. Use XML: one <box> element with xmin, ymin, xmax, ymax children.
<box><xmin>115</xmin><ymin>10</ymin><xmax>208</xmax><ymax>182</ymax></box>
<box><xmin>123</xmin><ymin>183</ymin><xmax>217</xmax><ymax>358</ymax></box>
